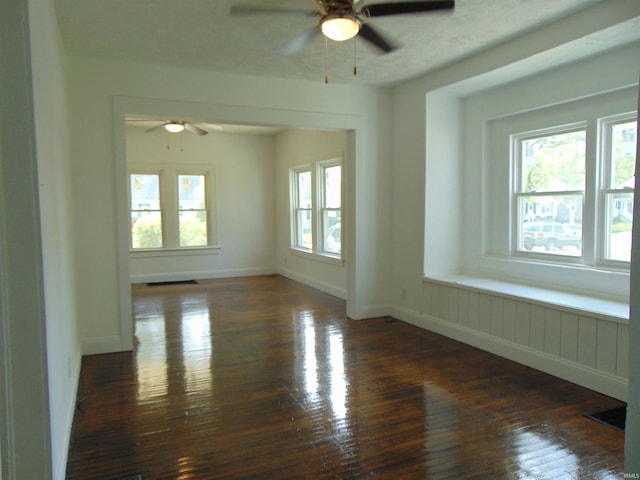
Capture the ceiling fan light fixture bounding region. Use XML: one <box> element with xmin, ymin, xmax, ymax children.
<box><xmin>321</xmin><ymin>15</ymin><xmax>360</xmax><ymax>42</ymax></box>
<box><xmin>164</xmin><ymin>121</ymin><xmax>185</xmax><ymax>133</ymax></box>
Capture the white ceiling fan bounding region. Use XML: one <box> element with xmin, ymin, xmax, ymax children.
<box><xmin>126</xmin><ymin>119</ymin><xmax>224</xmax><ymax>136</ymax></box>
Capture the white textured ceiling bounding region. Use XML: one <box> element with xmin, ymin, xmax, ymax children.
<box><xmin>54</xmin><ymin>0</ymin><xmax>618</xmax><ymax>87</ymax></box>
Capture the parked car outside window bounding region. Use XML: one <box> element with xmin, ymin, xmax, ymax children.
<box><xmin>522</xmin><ymin>222</ymin><xmax>581</xmax><ymax>252</ymax></box>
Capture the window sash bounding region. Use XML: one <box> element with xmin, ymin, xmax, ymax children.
<box><xmin>129</xmin><ymin>172</ymin><xmax>163</xmax><ymax>249</ymax></box>
<box><xmin>177</xmin><ymin>174</ymin><xmax>208</xmax><ymax>247</ymax></box>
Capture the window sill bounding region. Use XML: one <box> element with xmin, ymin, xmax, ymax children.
<box><xmin>290</xmin><ymin>248</ymin><xmax>344</xmax><ymax>267</ymax></box>
<box><xmin>425</xmin><ymin>274</ymin><xmax>629</xmax><ymax>324</ymax></box>
<box><xmin>130</xmin><ymin>246</ymin><xmax>221</xmax><ymax>258</ymax></box>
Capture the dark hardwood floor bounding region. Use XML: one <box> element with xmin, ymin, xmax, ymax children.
<box><xmin>66</xmin><ymin>275</ymin><xmax>625</xmax><ymax>479</ymax></box>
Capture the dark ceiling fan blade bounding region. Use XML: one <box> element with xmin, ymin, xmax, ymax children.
<box><xmin>230</xmin><ymin>4</ymin><xmax>317</xmax><ymax>16</ymax></box>
<box><xmin>276</xmin><ymin>27</ymin><xmax>320</xmax><ymax>56</ymax></box>
<box><xmin>362</xmin><ymin>0</ymin><xmax>454</xmax><ymax>17</ymax></box>
<box><xmin>184</xmin><ymin>123</ymin><xmax>208</xmax><ymax>136</ymax></box>
<box><xmin>358</xmin><ymin>23</ymin><xmax>396</xmax><ymax>54</ymax></box>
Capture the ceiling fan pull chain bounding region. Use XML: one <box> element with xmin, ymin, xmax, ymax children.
<box><xmin>353</xmin><ymin>38</ymin><xmax>357</xmax><ymax>76</ymax></box>
<box><xmin>325</xmin><ymin>36</ymin><xmax>329</xmax><ymax>84</ymax></box>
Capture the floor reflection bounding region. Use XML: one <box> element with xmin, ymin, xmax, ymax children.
<box><xmin>135</xmin><ymin>315</ymin><xmax>168</xmax><ymax>401</ymax></box>
<box><xmin>301</xmin><ymin>312</ymin><xmax>319</xmax><ymax>402</ymax></box>
<box><xmin>181</xmin><ymin>309</ymin><xmax>212</xmax><ymax>395</ymax></box>
<box><xmin>328</xmin><ymin>331</ymin><xmax>347</xmax><ymax>420</ymax></box>
<box><xmin>514</xmin><ymin>430</ymin><xmax>579</xmax><ymax>479</ymax></box>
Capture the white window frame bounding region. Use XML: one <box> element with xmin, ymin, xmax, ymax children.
<box><xmin>128</xmin><ymin>165</ymin><xmax>217</xmax><ymax>252</ymax></box>
<box><xmin>291</xmin><ymin>166</ymin><xmax>313</xmax><ymax>251</ymax></box>
<box><xmin>176</xmin><ymin>172</ymin><xmax>210</xmax><ymax>248</ymax></box>
<box><xmin>509</xmin><ymin>115</ymin><xmax>637</xmax><ymax>268</ymax></box>
<box><xmin>476</xmin><ymin>87</ymin><xmax>637</xmax><ymax>302</ymax></box>
<box><xmin>290</xmin><ymin>156</ymin><xmax>343</xmax><ymax>262</ymax></box>
<box><xmin>511</xmin><ymin>123</ymin><xmax>587</xmax><ymax>262</ymax></box>
<box><xmin>599</xmin><ymin>113</ymin><xmax>637</xmax><ymax>267</ymax></box>
<box><xmin>128</xmin><ymin>170</ymin><xmax>164</xmax><ymax>249</ymax></box>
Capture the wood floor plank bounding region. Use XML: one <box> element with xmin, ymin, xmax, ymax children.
<box><xmin>66</xmin><ymin>275</ymin><xmax>624</xmax><ymax>479</ymax></box>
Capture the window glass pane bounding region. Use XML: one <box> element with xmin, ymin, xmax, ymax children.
<box><xmin>611</xmin><ymin>121</ymin><xmax>637</xmax><ymax>189</ymax></box>
<box><xmin>518</xmin><ymin>194</ymin><xmax>582</xmax><ymax>256</ymax></box>
<box><xmin>178</xmin><ymin>175</ymin><xmax>206</xmax><ymax>210</ymax></box>
<box><xmin>131</xmin><ymin>211</ymin><xmax>162</xmax><ymax>249</ymax></box>
<box><xmin>298</xmin><ymin>171</ymin><xmax>312</xmax><ymax>209</ymax></box>
<box><xmin>130</xmin><ymin>174</ymin><xmax>160</xmax><ymax>210</ymax></box>
<box><xmin>179</xmin><ymin>210</ymin><xmax>208</xmax><ymax>247</ymax></box>
<box><xmin>297</xmin><ymin>209</ymin><xmax>312</xmax><ymax>249</ymax></box>
<box><xmin>521</xmin><ymin>131</ymin><xmax>586</xmax><ymax>192</ymax></box>
<box><xmin>604</xmin><ymin>192</ymin><xmax>633</xmax><ymax>262</ymax></box>
<box><xmin>323</xmin><ymin>210</ymin><xmax>341</xmax><ymax>254</ymax></box>
<box><xmin>324</xmin><ymin>165</ymin><xmax>341</xmax><ymax>208</ymax></box>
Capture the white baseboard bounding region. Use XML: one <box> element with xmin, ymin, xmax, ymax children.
<box><xmin>278</xmin><ymin>267</ymin><xmax>347</xmax><ymax>300</ymax></box>
<box><xmin>130</xmin><ymin>266</ymin><xmax>278</xmax><ymax>284</ymax></box>
<box><xmin>81</xmin><ymin>336</ymin><xmax>123</xmax><ymax>355</ymax></box>
<box><xmin>390</xmin><ymin>305</ymin><xmax>629</xmax><ymax>401</ymax></box>
<box><xmin>357</xmin><ymin>303</ymin><xmax>391</xmax><ymax>320</ymax></box>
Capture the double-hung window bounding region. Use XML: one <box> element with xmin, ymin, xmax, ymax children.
<box><xmin>291</xmin><ymin>158</ymin><xmax>343</xmax><ymax>259</ymax></box>
<box><xmin>293</xmin><ymin>169</ymin><xmax>313</xmax><ymax>250</ymax></box>
<box><xmin>130</xmin><ymin>172</ymin><xmax>163</xmax><ymax>249</ymax></box>
<box><xmin>601</xmin><ymin>115</ymin><xmax>637</xmax><ymax>263</ymax></box>
<box><xmin>514</xmin><ymin>126</ymin><xmax>586</xmax><ymax>257</ymax></box>
<box><xmin>128</xmin><ymin>167</ymin><xmax>214</xmax><ymax>251</ymax></box>
<box><xmin>511</xmin><ymin>114</ymin><xmax>636</xmax><ymax>266</ymax></box>
<box><xmin>177</xmin><ymin>174</ymin><xmax>208</xmax><ymax>247</ymax></box>
<box><xmin>320</xmin><ymin>163</ymin><xmax>342</xmax><ymax>255</ymax></box>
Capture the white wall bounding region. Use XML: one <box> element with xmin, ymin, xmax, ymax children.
<box><xmin>28</xmin><ymin>0</ymin><xmax>81</xmax><ymax>477</ymax></box>
<box><xmin>68</xmin><ymin>56</ymin><xmax>392</xmax><ymax>354</ymax></box>
<box><xmin>127</xmin><ymin>127</ymin><xmax>277</xmax><ymax>282</ymax></box>
<box><xmin>276</xmin><ymin>129</ymin><xmax>348</xmax><ymax>299</ymax></box>
<box><xmin>0</xmin><ymin>0</ymin><xmax>73</xmax><ymax>477</ymax></box>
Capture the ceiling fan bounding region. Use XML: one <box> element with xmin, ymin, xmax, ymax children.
<box><xmin>126</xmin><ymin>119</ymin><xmax>224</xmax><ymax>136</ymax></box>
<box><xmin>229</xmin><ymin>0</ymin><xmax>455</xmax><ymax>55</ymax></box>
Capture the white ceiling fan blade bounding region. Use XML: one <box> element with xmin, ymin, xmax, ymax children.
<box><xmin>277</xmin><ymin>28</ymin><xmax>320</xmax><ymax>56</ymax></box>
<box><xmin>184</xmin><ymin>123</ymin><xmax>208</xmax><ymax>136</ymax></box>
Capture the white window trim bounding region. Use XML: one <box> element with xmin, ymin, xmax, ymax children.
<box><xmin>476</xmin><ymin>87</ymin><xmax>637</xmax><ymax>303</ymax></box>
<box><xmin>290</xmin><ymin>155</ymin><xmax>344</xmax><ymax>262</ymax></box>
<box><xmin>128</xmin><ymin>164</ymin><xmax>218</xmax><ymax>252</ymax></box>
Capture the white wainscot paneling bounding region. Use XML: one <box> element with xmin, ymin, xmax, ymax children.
<box><xmin>400</xmin><ymin>279</ymin><xmax>630</xmax><ymax>401</ymax></box>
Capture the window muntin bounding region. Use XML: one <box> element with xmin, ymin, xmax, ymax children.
<box><xmin>515</xmin><ymin>128</ymin><xmax>586</xmax><ymax>257</ymax></box>
<box><xmin>178</xmin><ymin>174</ymin><xmax>208</xmax><ymax>247</ymax></box>
<box><xmin>601</xmin><ymin>118</ymin><xmax>637</xmax><ymax>262</ymax></box>
<box><xmin>130</xmin><ymin>173</ymin><xmax>163</xmax><ymax>249</ymax></box>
